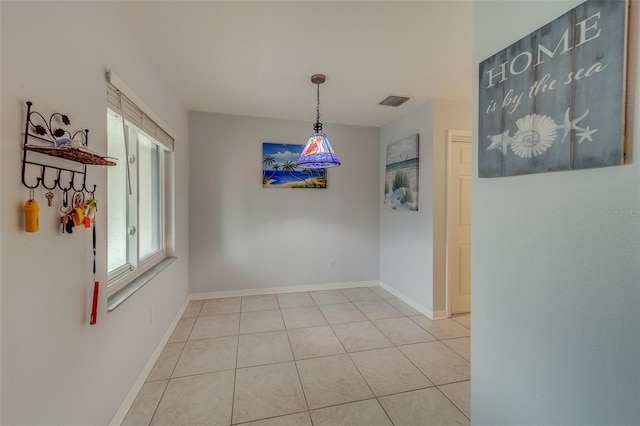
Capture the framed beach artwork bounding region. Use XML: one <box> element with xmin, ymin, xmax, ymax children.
<box><xmin>478</xmin><ymin>0</ymin><xmax>628</xmax><ymax>177</ymax></box>
<box><xmin>384</xmin><ymin>134</ymin><xmax>419</xmax><ymax>211</ymax></box>
<box><xmin>262</xmin><ymin>142</ymin><xmax>327</xmax><ymax>188</ymax></box>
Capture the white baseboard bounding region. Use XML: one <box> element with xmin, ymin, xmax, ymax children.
<box><xmin>109</xmin><ymin>297</ymin><xmax>190</xmax><ymax>426</ymax></box>
<box><xmin>190</xmin><ymin>280</ymin><xmax>381</xmax><ymax>300</ymax></box>
<box><xmin>378</xmin><ymin>281</ymin><xmax>447</xmax><ymax>320</ymax></box>
<box><xmin>431</xmin><ymin>309</ymin><xmax>448</xmax><ymax>320</ymax></box>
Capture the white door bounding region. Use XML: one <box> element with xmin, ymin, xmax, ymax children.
<box><xmin>447</xmin><ymin>136</ymin><xmax>472</xmax><ymax>314</ymax></box>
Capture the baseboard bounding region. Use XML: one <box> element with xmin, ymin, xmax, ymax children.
<box><xmin>190</xmin><ymin>280</ymin><xmax>381</xmax><ymax>300</ymax></box>
<box><xmin>191</xmin><ymin>281</ymin><xmax>448</xmax><ymax>319</ymax></box>
<box><xmin>431</xmin><ymin>309</ymin><xmax>448</xmax><ymax>320</ymax></box>
<box><xmin>109</xmin><ymin>297</ymin><xmax>190</xmax><ymax>426</ymax></box>
<box><xmin>378</xmin><ymin>281</ymin><xmax>447</xmax><ymax>320</ymax></box>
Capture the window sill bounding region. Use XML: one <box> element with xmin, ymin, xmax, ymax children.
<box><xmin>107</xmin><ymin>257</ymin><xmax>177</xmax><ymax>312</ymax></box>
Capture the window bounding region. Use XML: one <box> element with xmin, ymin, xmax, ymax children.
<box><xmin>106</xmin><ymin>81</ymin><xmax>174</xmax><ymax>303</ymax></box>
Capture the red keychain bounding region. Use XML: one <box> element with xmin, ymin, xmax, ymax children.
<box><xmin>90</xmin><ymin>226</ymin><xmax>99</xmax><ymax>325</ymax></box>
<box><xmin>90</xmin><ymin>282</ymin><xmax>99</xmax><ymax>325</ymax></box>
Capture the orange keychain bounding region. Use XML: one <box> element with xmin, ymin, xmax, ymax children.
<box><xmin>23</xmin><ymin>189</ymin><xmax>39</xmax><ymax>232</ymax></box>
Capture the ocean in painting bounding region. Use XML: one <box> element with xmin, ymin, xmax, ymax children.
<box><xmin>386</xmin><ymin>158</ymin><xmax>419</xmax><ymax>171</ymax></box>
<box><xmin>263</xmin><ymin>170</ymin><xmax>326</xmax><ymax>187</ymax></box>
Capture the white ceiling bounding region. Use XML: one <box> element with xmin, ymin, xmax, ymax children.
<box><xmin>118</xmin><ymin>1</ymin><xmax>473</xmax><ymax>128</ymax></box>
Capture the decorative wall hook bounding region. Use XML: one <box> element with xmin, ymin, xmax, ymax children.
<box><xmin>21</xmin><ymin>101</ymin><xmax>111</xmax><ymax>197</ymax></box>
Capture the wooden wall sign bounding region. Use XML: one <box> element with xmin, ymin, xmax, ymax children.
<box><xmin>478</xmin><ymin>0</ymin><xmax>629</xmax><ymax>177</ymax></box>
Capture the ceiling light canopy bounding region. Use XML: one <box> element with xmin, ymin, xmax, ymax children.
<box><xmin>297</xmin><ymin>74</ymin><xmax>340</xmax><ymax>169</ymax></box>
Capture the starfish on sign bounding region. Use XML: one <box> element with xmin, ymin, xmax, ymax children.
<box><xmin>558</xmin><ymin>108</ymin><xmax>591</xmax><ymax>143</ymax></box>
<box><xmin>486</xmin><ymin>130</ymin><xmax>512</xmax><ymax>155</ymax></box>
<box><xmin>576</xmin><ymin>127</ymin><xmax>597</xmax><ymax>144</ymax></box>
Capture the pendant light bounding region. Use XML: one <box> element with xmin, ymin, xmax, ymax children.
<box><xmin>297</xmin><ymin>74</ymin><xmax>341</xmax><ymax>168</ymax></box>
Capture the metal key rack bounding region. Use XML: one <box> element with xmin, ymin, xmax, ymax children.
<box><xmin>21</xmin><ymin>101</ymin><xmax>115</xmax><ymax>194</ymax></box>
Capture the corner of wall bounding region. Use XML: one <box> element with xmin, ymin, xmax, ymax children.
<box><xmin>379</xmin><ymin>102</ymin><xmax>435</xmax><ymax>311</ymax></box>
<box><xmin>431</xmin><ymin>100</ymin><xmax>472</xmax><ymax>315</ymax></box>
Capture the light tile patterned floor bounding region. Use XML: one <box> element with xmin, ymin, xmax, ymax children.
<box><xmin>122</xmin><ymin>287</ymin><xmax>471</xmax><ymax>425</ymax></box>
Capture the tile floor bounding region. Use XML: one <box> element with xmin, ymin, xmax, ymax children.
<box><xmin>122</xmin><ymin>287</ymin><xmax>471</xmax><ymax>426</ymax></box>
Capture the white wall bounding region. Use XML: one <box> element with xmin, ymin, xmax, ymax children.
<box><xmin>1</xmin><ymin>2</ymin><xmax>190</xmax><ymax>424</ymax></box>
<box><xmin>379</xmin><ymin>103</ymin><xmax>436</xmax><ymax>313</ymax></box>
<box><xmin>473</xmin><ymin>1</ymin><xmax>640</xmax><ymax>425</ymax></box>
<box><xmin>189</xmin><ymin>112</ymin><xmax>379</xmax><ymax>293</ymax></box>
<box><xmin>379</xmin><ymin>101</ymin><xmax>471</xmax><ymax>317</ymax></box>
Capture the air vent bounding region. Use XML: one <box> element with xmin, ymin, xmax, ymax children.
<box><xmin>379</xmin><ymin>95</ymin><xmax>410</xmax><ymax>107</ymax></box>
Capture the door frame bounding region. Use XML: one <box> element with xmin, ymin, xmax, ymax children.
<box><xmin>445</xmin><ymin>130</ymin><xmax>473</xmax><ymax>318</ymax></box>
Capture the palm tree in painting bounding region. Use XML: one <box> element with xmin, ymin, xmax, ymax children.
<box><xmin>263</xmin><ymin>155</ymin><xmax>275</xmax><ymax>174</ymax></box>
<box><xmin>263</xmin><ymin>155</ymin><xmax>280</xmax><ymax>183</ymax></box>
<box><xmin>301</xmin><ymin>167</ymin><xmax>313</xmax><ymax>182</ymax></box>
<box><xmin>282</xmin><ymin>160</ymin><xmax>309</xmax><ymax>186</ymax></box>
<box><xmin>300</xmin><ymin>167</ymin><xmax>322</xmax><ymax>187</ymax></box>
<box><xmin>270</xmin><ymin>163</ymin><xmax>281</xmax><ymax>180</ymax></box>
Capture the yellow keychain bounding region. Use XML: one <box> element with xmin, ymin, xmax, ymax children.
<box><xmin>23</xmin><ymin>189</ymin><xmax>39</xmax><ymax>232</ymax></box>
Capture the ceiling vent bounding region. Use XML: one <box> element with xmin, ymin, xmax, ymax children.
<box><xmin>379</xmin><ymin>95</ymin><xmax>410</xmax><ymax>107</ymax></box>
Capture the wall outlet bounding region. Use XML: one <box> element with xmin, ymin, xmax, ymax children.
<box><xmin>150</xmin><ymin>306</ymin><xmax>155</xmax><ymax>324</ymax></box>
<box><xmin>329</xmin><ymin>258</ymin><xmax>335</xmax><ymax>267</ymax></box>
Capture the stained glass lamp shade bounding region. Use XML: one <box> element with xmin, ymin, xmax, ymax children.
<box><xmin>298</xmin><ymin>132</ymin><xmax>340</xmax><ymax>168</ymax></box>
<box><xmin>297</xmin><ymin>74</ymin><xmax>340</xmax><ymax>169</ymax></box>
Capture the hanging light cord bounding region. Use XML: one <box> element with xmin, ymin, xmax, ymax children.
<box><xmin>314</xmin><ymin>83</ymin><xmax>322</xmax><ymax>133</ymax></box>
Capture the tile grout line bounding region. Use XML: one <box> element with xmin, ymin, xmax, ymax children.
<box><xmin>433</xmin><ymin>383</ymin><xmax>471</xmax><ymax>422</ymax></box>
<box><xmin>232</xmin><ymin>410</ymin><xmax>311</xmax><ymax>426</ymax></box>
<box><xmin>409</xmin><ymin>315</ymin><xmax>471</xmax><ymax>341</ymax></box>
<box><xmin>144</xmin><ymin>379</ymin><xmax>169</xmax><ymax>426</ymax></box>
<box><xmin>229</xmin><ymin>320</ymin><xmax>241</xmax><ymax>425</ymax></box>
<box><xmin>364</xmin><ymin>311</ymin><xmax>438</xmax><ymax>397</ymax></box>
<box><xmin>342</xmin><ymin>342</ymin><xmax>395</xmax><ymax>425</ymax></box>
<box><xmin>390</xmin><ymin>313</ymin><xmax>471</xmax><ymax>422</ymax></box>
<box><xmin>320</xmin><ymin>292</ymin><xmax>396</xmax><ymax>423</ymax></box>
<box><xmin>441</xmin><ymin>338</ymin><xmax>471</xmax><ymax>362</ymax></box>
<box><xmin>394</xmin><ymin>338</ymin><xmax>470</xmax><ymax>386</ymax></box>
<box><xmin>151</xmin><ymin>366</ymin><xmax>237</xmax><ymax>381</ymax></box>
<box><xmin>305</xmin><ymin>295</ymin><xmax>367</xmax><ymax>419</ymax></box>
<box><xmin>229</xmin><ymin>296</ymin><xmax>248</xmax><ymax>424</ymax></box>
<box><xmin>145</xmin><ymin>309</ymin><xmax>197</xmax><ymax>426</ymax></box>
<box><xmin>304</xmin><ymin>294</ymin><xmax>351</xmax><ymax>416</ymax></box>
<box><xmin>280</xmin><ymin>302</ymin><xmax>315</xmax><ymax>421</ymax></box>
<box><xmin>362</xmin><ymin>307</ymin><xmax>471</xmax><ymax>410</ymax></box>
<box><xmin>234</xmin><ymin>295</ymin><xmax>308</xmax><ymax>424</ymax></box>
<box><xmin>376</xmin><ymin>399</ymin><xmax>397</xmax><ymax>426</ymax></box>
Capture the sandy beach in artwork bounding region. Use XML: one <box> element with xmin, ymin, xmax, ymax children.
<box><xmin>263</xmin><ymin>177</ymin><xmax>326</xmax><ymax>188</ymax></box>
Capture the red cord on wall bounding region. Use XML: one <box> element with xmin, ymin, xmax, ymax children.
<box><xmin>90</xmin><ymin>281</ymin><xmax>99</xmax><ymax>325</ymax></box>
<box><xmin>90</xmin><ymin>226</ymin><xmax>98</xmax><ymax>325</ymax></box>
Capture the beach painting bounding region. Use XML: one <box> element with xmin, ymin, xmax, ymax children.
<box><xmin>262</xmin><ymin>142</ymin><xmax>327</xmax><ymax>188</ymax></box>
<box><xmin>384</xmin><ymin>134</ymin><xmax>419</xmax><ymax>211</ymax></box>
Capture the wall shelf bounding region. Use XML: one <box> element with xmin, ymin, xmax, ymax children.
<box><xmin>25</xmin><ymin>146</ymin><xmax>116</xmax><ymax>166</ymax></box>
<box><xmin>21</xmin><ymin>101</ymin><xmax>116</xmax><ymax>193</ymax></box>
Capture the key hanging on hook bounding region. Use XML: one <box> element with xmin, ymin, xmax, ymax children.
<box><xmin>60</xmin><ymin>190</ymin><xmax>70</xmax><ymax>234</ymax></box>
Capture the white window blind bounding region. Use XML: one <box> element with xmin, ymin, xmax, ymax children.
<box><xmin>106</xmin><ymin>82</ymin><xmax>174</xmax><ymax>152</ymax></box>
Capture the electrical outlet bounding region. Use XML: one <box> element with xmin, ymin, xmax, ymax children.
<box><xmin>150</xmin><ymin>306</ymin><xmax>155</xmax><ymax>324</ymax></box>
<box><xmin>329</xmin><ymin>258</ymin><xmax>335</xmax><ymax>267</ymax></box>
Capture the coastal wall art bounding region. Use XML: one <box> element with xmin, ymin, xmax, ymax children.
<box><xmin>262</xmin><ymin>142</ymin><xmax>326</xmax><ymax>188</ymax></box>
<box><xmin>478</xmin><ymin>0</ymin><xmax>628</xmax><ymax>177</ymax></box>
<box><xmin>384</xmin><ymin>134</ymin><xmax>419</xmax><ymax>211</ymax></box>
